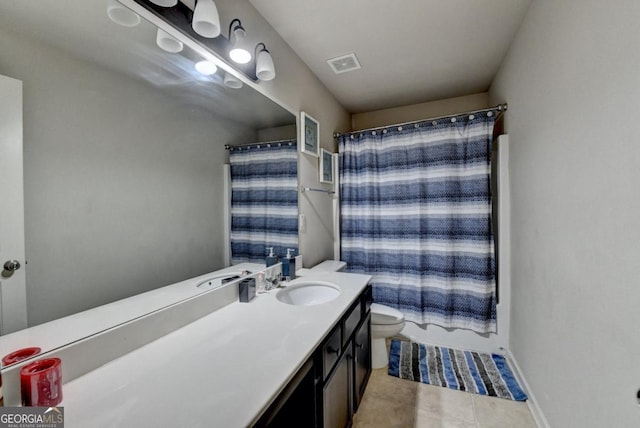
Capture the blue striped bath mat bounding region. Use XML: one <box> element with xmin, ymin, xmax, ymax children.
<box><xmin>388</xmin><ymin>340</ymin><xmax>527</xmax><ymax>401</ymax></box>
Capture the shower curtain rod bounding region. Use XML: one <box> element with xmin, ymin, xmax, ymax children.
<box><xmin>333</xmin><ymin>103</ymin><xmax>508</xmax><ymax>139</ymax></box>
<box><xmin>224</xmin><ymin>138</ymin><xmax>296</xmax><ymax>150</ymax></box>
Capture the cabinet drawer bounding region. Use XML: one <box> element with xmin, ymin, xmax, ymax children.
<box><xmin>342</xmin><ymin>301</ymin><xmax>362</xmax><ymax>347</ymax></box>
<box><xmin>322</xmin><ymin>326</ymin><xmax>342</xmax><ymax>379</ymax></box>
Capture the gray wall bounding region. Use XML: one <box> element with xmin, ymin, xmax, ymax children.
<box><xmin>490</xmin><ymin>0</ymin><xmax>640</xmax><ymax>426</ymax></box>
<box><xmin>352</xmin><ymin>93</ymin><xmax>489</xmax><ymax>130</ymax></box>
<box><xmin>258</xmin><ymin>124</ymin><xmax>297</xmax><ymax>142</ymax></box>
<box><xmin>0</xmin><ymin>28</ymin><xmax>257</xmax><ymax>326</ymax></box>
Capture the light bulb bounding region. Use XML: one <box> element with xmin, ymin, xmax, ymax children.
<box><xmin>229</xmin><ymin>26</ymin><xmax>251</xmax><ymax>64</ymax></box>
<box><xmin>230</xmin><ymin>48</ymin><xmax>251</xmax><ymax>64</ymax></box>
<box><xmin>195</xmin><ymin>60</ymin><xmax>217</xmax><ymax>75</ymax></box>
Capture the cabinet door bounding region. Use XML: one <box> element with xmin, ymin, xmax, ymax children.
<box><xmin>323</xmin><ymin>348</ymin><xmax>352</xmax><ymax>428</ymax></box>
<box><xmin>254</xmin><ymin>359</ymin><xmax>316</xmax><ymax>427</ymax></box>
<box><xmin>353</xmin><ymin>314</ymin><xmax>371</xmax><ymax>411</ymax></box>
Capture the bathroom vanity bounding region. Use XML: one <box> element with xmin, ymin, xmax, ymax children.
<box><xmin>256</xmin><ymin>282</ymin><xmax>373</xmax><ymax>427</ymax></box>
<box><xmin>0</xmin><ymin>268</ymin><xmax>372</xmax><ymax>427</ymax></box>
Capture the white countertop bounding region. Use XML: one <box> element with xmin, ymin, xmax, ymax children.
<box><xmin>62</xmin><ymin>271</ymin><xmax>371</xmax><ymax>428</ymax></box>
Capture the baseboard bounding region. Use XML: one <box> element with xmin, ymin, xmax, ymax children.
<box><xmin>505</xmin><ymin>349</ymin><xmax>551</xmax><ymax>428</ymax></box>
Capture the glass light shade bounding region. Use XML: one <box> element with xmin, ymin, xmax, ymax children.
<box><xmin>195</xmin><ymin>60</ymin><xmax>218</xmax><ymax>75</ymax></box>
<box><xmin>192</xmin><ymin>0</ymin><xmax>221</xmax><ymax>38</ymax></box>
<box><xmin>156</xmin><ymin>28</ymin><xmax>183</xmax><ymax>53</ymax></box>
<box><xmin>149</xmin><ymin>0</ymin><xmax>178</xmax><ymax>6</ymax></box>
<box><xmin>229</xmin><ymin>27</ymin><xmax>251</xmax><ymax>64</ymax></box>
<box><xmin>256</xmin><ymin>49</ymin><xmax>276</xmax><ymax>81</ymax></box>
<box><xmin>107</xmin><ymin>0</ymin><xmax>141</xmax><ymax>27</ymax></box>
<box><xmin>230</xmin><ymin>48</ymin><xmax>251</xmax><ymax>64</ymax></box>
<box><xmin>223</xmin><ymin>72</ymin><xmax>243</xmax><ymax>89</ymax></box>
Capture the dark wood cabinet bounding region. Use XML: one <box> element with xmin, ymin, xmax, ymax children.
<box><xmin>254</xmin><ymin>358</ymin><xmax>316</xmax><ymax>427</ymax></box>
<box><xmin>254</xmin><ymin>285</ymin><xmax>372</xmax><ymax>428</ymax></box>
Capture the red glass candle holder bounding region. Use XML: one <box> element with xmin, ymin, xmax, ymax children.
<box><xmin>2</xmin><ymin>347</ymin><xmax>42</xmax><ymax>367</ymax></box>
<box><xmin>20</xmin><ymin>358</ymin><xmax>63</xmax><ymax>407</ymax></box>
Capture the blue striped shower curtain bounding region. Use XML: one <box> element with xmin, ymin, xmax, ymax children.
<box><xmin>229</xmin><ymin>141</ymin><xmax>298</xmax><ymax>264</ymax></box>
<box><xmin>339</xmin><ymin>112</ymin><xmax>496</xmax><ymax>333</ymax></box>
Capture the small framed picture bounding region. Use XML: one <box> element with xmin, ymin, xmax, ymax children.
<box><xmin>300</xmin><ymin>112</ymin><xmax>319</xmax><ymax>157</ymax></box>
<box><xmin>320</xmin><ymin>148</ymin><xmax>333</xmax><ymax>184</ymax></box>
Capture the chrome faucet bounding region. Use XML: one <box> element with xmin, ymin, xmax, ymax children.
<box><xmin>265</xmin><ymin>273</ymin><xmax>283</xmax><ymax>290</ymax></box>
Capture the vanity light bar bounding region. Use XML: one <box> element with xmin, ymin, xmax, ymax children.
<box><xmin>116</xmin><ymin>0</ymin><xmax>258</xmax><ymax>82</ymax></box>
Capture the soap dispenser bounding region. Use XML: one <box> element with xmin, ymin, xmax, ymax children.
<box><xmin>266</xmin><ymin>247</ymin><xmax>278</xmax><ymax>267</ymax></box>
<box><xmin>282</xmin><ymin>248</ymin><xmax>296</xmax><ymax>280</ymax></box>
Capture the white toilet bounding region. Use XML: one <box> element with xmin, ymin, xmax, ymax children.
<box><xmin>370</xmin><ymin>303</ymin><xmax>405</xmax><ymax>369</ymax></box>
<box><xmin>307</xmin><ymin>260</ymin><xmax>405</xmax><ymax>369</ymax></box>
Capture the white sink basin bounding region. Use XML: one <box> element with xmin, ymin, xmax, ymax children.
<box><xmin>196</xmin><ymin>271</ymin><xmax>251</xmax><ymax>290</ymax></box>
<box><xmin>276</xmin><ymin>281</ymin><xmax>341</xmax><ymax>306</ymax></box>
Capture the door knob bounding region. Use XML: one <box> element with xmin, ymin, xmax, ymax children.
<box><xmin>3</xmin><ymin>260</ymin><xmax>21</xmax><ymax>272</ymax></box>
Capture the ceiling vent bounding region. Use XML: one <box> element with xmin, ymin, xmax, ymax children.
<box><xmin>327</xmin><ymin>53</ymin><xmax>361</xmax><ymax>74</ymax></box>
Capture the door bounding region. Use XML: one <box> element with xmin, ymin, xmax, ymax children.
<box><xmin>0</xmin><ymin>75</ymin><xmax>28</xmax><ymax>334</ymax></box>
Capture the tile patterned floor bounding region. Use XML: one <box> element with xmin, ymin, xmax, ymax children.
<box><xmin>352</xmin><ymin>368</ymin><xmax>537</xmax><ymax>428</ymax></box>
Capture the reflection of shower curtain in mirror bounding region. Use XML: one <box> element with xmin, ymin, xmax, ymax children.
<box><xmin>339</xmin><ymin>112</ymin><xmax>497</xmax><ymax>333</ymax></box>
<box><xmin>229</xmin><ymin>141</ymin><xmax>298</xmax><ymax>264</ymax></box>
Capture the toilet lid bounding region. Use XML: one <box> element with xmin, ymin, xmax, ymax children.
<box><xmin>371</xmin><ymin>303</ymin><xmax>404</xmax><ymax>325</ymax></box>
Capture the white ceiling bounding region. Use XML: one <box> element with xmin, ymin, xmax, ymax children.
<box><xmin>249</xmin><ymin>0</ymin><xmax>532</xmax><ymax>113</ymax></box>
<box><xmin>0</xmin><ymin>0</ymin><xmax>532</xmax><ymax>119</ymax></box>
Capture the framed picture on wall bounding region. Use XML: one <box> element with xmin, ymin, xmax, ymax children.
<box><xmin>300</xmin><ymin>112</ymin><xmax>319</xmax><ymax>157</ymax></box>
<box><xmin>319</xmin><ymin>148</ymin><xmax>333</xmax><ymax>184</ymax></box>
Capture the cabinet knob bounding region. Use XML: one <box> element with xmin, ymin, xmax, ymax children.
<box><xmin>327</xmin><ymin>346</ymin><xmax>339</xmax><ymax>356</ymax></box>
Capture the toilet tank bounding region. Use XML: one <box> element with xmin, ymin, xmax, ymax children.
<box><xmin>310</xmin><ymin>260</ymin><xmax>347</xmax><ymax>272</ymax></box>
<box><xmin>370</xmin><ymin>303</ymin><xmax>404</xmax><ymax>325</ymax></box>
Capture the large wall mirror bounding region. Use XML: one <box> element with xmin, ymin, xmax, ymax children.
<box><xmin>0</xmin><ymin>0</ymin><xmax>296</xmax><ymax>360</ymax></box>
